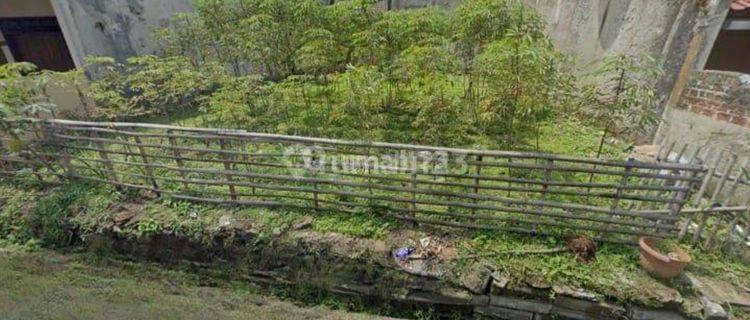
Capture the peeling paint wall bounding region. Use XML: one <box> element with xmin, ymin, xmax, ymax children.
<box><xmin>49</xmin><ymin>0</ymin><xmax>193</xmax><ymax>66</ymax></box>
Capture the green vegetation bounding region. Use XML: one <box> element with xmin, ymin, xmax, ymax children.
<box><xmin>2</xmin><ymin>175</ymin><xmax>749</xmax><ymax>311</ymax></box>
<box><xmin>576</xmin><ymin>55</ymin><xmax>663</xmax><ymax>158</ymax></box>
<box><xmin>0</xmin><ymin>243</ymin><xmax>388</xmax><ymax>320</ymax></box>
<box><xmin>75</xmin><ymin>0</ymin><xmax>658</xmax><ymax>152</ymax></box>
<box><xmin>3</xmin><ymin>0</ymin><xmax>747</xmax><ymax>316</ymax></box>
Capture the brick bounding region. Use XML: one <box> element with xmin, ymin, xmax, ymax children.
<box><xmin>700</xmin><ymin>109</ymin><xmax>716</xmax><ymax>118</ymax></box>
<box><xmin>714</xmin><ymin>103</ymin><xmax>735</xmax><ymax>113</ymax></box>
<box><xmin>732</xmin><ymin>116</ymin><xmax>749</xmax><ymax>127</ymax></box>
<box><xmin>715</xmin><ymin>112</ymin><xmax>732</xmax><ymax>122</ymax></box>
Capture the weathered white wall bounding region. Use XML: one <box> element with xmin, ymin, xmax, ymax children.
<box><xmin>49</xmin><ymin>0</ymin><xmax>193</xmax><ymax>66</ymax></box>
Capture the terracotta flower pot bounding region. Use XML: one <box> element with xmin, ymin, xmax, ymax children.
<box><xmin>638</xmin><ymin>237</ymin><xmax>692</xmax><ymax>279</ymax></box>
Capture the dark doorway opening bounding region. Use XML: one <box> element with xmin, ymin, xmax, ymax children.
<box><xmin>705</xmin><ymin>9</ymin><xmax>750</xmax><ymax>74</ymax></box>
<box><xmin>0</xmin><ymin>17</ymin><xmax>75</xmax><ymax>72</ymax></box>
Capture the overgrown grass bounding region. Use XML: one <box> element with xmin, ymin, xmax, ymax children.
<box><xmin>534</xmin><ymin>118</ymin><xmax>627</xmax><ymax>158</ymax></box>
<box><xmin>0</xmin><ymin>112</ymin><xmax>745</xmax><ymax>311</ymax></box>
<box><xmin>1</xmin><ymin>173</ymin><xmax>749</xmax><ymax>310</ymax></box>
<box><xmin>0</xmin><ymin>244</ymin><xmax>387</xmax><ymax>320</ymax></box>
<box><xmin>313</xmin><ymin>211</ymin><xmax>396</xmax><ymax>239</ymax></box>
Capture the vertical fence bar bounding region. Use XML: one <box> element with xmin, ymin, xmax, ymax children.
<box><xmin>533</xmin><ymin>158</ymin><xmax>553</xmax><ymax>233</ymax></box>
<box><xmin>472</xmin><ymin>155</ymin><xmax>483</xmax><ymax>217</ymax></box>
<box><xmin>663</xmin><ymin>170</ymin><xmax>697</xmax><ymax>236</ymax></box>
<box><xmin>166</xmin><ymin>130</ymin><xmax>190</xmax><ymax>190</ymax></box>
<box><xmin>218</xmin><ymin>137</ymin><xmax>238</xmax><ymax>201</ymax></box>
<box><xmin>506</xmin><ymin>157</ymin><xmax>513</xmax><ymax>197</ymax></box>
<box><xmin>731</xmin><ymin>172</ymin><xmax>750</xmax><ymax>247</ymax></box>
<box><xmin>659</xmin><ymin>145</ymin><xmax>702</xmax><ymax>235</ymax></box>
<box><xmin>132</xmin><ymin>134</ymin><xmax>160</xmax><ymax>195</ymax></box>
<box><xmin>409</xmin><ymin>151</ymin><xmax>417</xmax><ymax>221</ymax></box>
<box><xmin>51</xmin><ymin>123</ymin><xmax>76</xmax><ymax>179</ymax></box>
<box><xmin>90</xmin><ymin>131</ymin><xmax>119</xmax><ymax>184</ymax></box>
<box><xmin>693</xmin><ymin>154</ymin><xmax>736</xmax><ymax>243</ymax></box>
<box><xmin>311</xmin><ymin>147</ymin><xmax>320</xmax><ymax>211</ymax></box>
<box><xmin>743</xmin><ymin>207</ymin><xmax>750</xmax><ymax>242</ymax></box>
<box><xmin>366</xmin><ymin>145</ymin><xmax>374</xmax><ymax>196</ymax></box>
<box><xmin>661</xmin><ymin>141</ymin><xmax>677</xmax><ymax>162</ymax></box>
<box><xmin>658</xmin><ymin>144</ymin><xmax>689</xmax><ymax>208</ymax></box>
<box><xmin>603</xmin><ymin>159</ymin><xmax>633</xmax><ymax>239</ymax></box>
<box><xmin>705</xmin><ymin>159</ymin><xmax>746</xmax><ymax>249</ymax></box>
<box><xmin>680</xmin><ymin>149</ymin><xmax>723</xmax><ymax>241</ymax></box>
<box><xmin>648</xmin><ymin>143</ymin><xmax>682</xmax><ymax>211</ymax></box>
<box><xmin>631</xmin><ymin>144</ymin><xmax>665</xmax><ymax>211</ymax></box>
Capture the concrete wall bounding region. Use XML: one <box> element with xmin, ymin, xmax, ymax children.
<box><xmin>49</xmin><ymin>0</ymin><xmax>193</xmax><ymax>66</ymax></box>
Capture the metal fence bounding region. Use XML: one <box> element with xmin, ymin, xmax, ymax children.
<box><xmin>1</xmin><ymin>119</ymin><xmax>742</xmax><ymax>246</ymax></box>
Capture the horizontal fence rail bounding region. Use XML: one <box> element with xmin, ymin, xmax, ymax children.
<box><xmin>0</xmin><ymin>119</ymin><xmax>719</xmax><ymax>244</ymax></box>
<box><xmin>657</xmin><ymin>140</ymin><xmax>750</xmax><ymax>250</ymax></box>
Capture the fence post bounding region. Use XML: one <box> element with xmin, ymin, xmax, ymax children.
<box><xmin>51</xmin><ymin>123</ymin><xmax>76</xmax><ymax>180</ymax></box>
<box><xmin>472</xmin><ymin>155</ymin><xmax>483</xmax><ymax>217</ymax></box>
<box><xmin>693</xmin><ymin>154</ymin><xmax>736</xmax><ymax>243</ymax></box>
<box><xmin>705</xmin><ymin>159</ymin><xmax>746</xmax><ymax>249</ymax></box>
<box><xmin>132</xmin><ymin>134</ymin><xmax>160</xmax><ymax>196</ymax></box>
<box><xmin>219</xmin><ymin>137</ymin><xmax>238</xmax><ymax>201</ymax></box>
<box><xmin>409</xmin><ymin>151</ymin><xmax>418</xmax><ymax>222</ymax></box>
<box><xmin>680</xmin><ymin>149</ymin><xmax>723</xmax><ymax>241</ymax></box>
<box><xmin>533</xmin><ymin>158</ymin><xmax>554</xmax><ymax>233</ymax></box>
<box><xmin>662</xmin><ymin>169</ymin><xmax>697</xmax><ymax>236</ymax></box>
<box><xmin>90</xmin><ymin>131</ymin><xmax>119</xmax><ymax>184</ymax></box>
<box><xmin>166</xmin><ymin>130</ymin><xmax>190</xmax><ymax>190</ymax></box>
<box><xmin>603</xmin><ymin>159</ymin><xmax>632</xmax><ymax>239</ymax></box>
<box><xmin>311</xmin><ymin>147</ymin><xmax>320</xmax><ymax>211</ymax></box>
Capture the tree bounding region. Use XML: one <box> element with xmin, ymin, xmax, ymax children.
<box><xmin>331</xmin><ymin>65</ymin><xmax>388</xmax><ymax>141</ymax></box>
<box><xmin>85</xmin><ymin>55</ymin><xmax>227</xmax><ymax>119</ymax></box>
<box><xmin>472</xmin><ymin>27</ymin><xmax>569</xmax><ymax>149</ymax></box>
<box><xmin>579</xmin><ymin>55</ymin><xmax>663</xmax><ymax>158</ymax></box>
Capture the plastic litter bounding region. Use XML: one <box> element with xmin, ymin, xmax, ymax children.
<box><xmin>419</xmin><ymin>237</ymin><xmax>431</xmax><ymax>248</ymax></box>
<box><xmin>394</xmin><ymin>246</ymin><xmax>415</xmax><ymax>261</ymax></box>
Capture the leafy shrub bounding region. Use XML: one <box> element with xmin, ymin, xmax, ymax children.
<box><xmin>87</xmin><ymin>0</ymin><xmax>660</xmax><ymax>151</ymax></box>
<box><xmin>202</xmin><ymin>76</ymin><xmax>264</xmax><ymax>129</ymax></box>
<box><xmin>472</xmin><ymin>31</ymin><xmax>570</xmax><ymax>147</ymax></box>
<box><xmin>0</xmin><ymin>62</ymin><xmax>57</xmax><ymax>117</ymax></box>
<box><xmin>86</xmin><ymin>55</ymin><xmax>227</xmax><ymax>119</ymax></box>
<box><xmin>576</xmin><ymin>54</ymin><xmax>663</xmax><ymax>157</ymax></box>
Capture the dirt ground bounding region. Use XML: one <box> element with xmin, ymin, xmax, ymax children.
<box><xmin>0</xmin><ymin>244</ymin><xmax>396</xmax><ymax>320</ymax></box>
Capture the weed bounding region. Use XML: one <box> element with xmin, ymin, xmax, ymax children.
<box><xmin>136</xmin><ymin>219</ymin><xmax>163</xmax><ymax>238</ymax></box>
